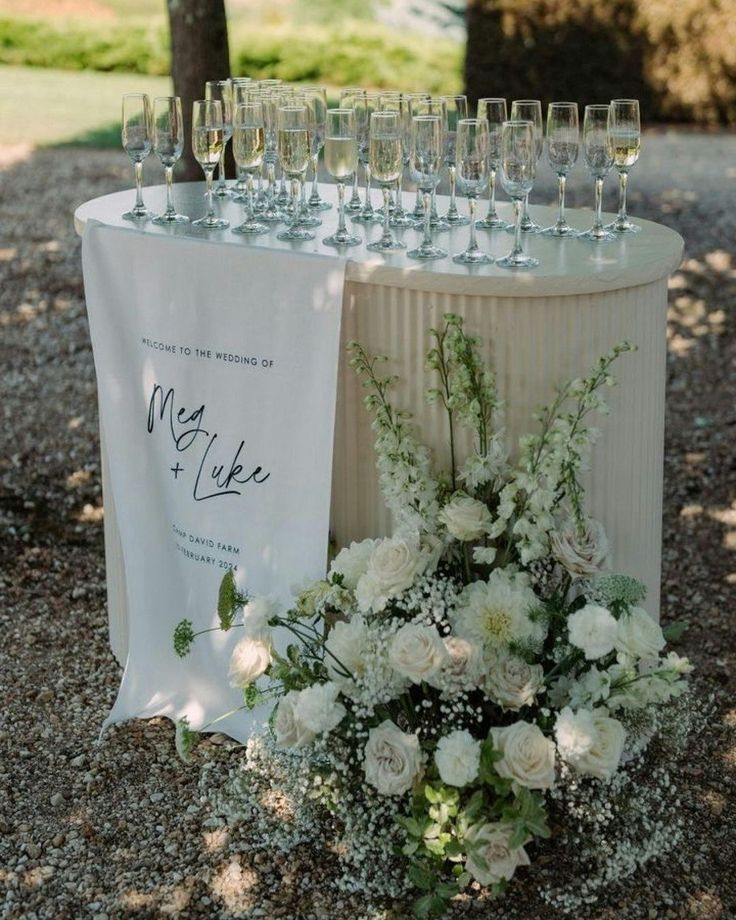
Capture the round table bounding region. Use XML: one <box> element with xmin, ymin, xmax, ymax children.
<box><xmin>76</xmin><ymin>181</ymin><xmax>683</xmax><ymax>641</ymax></box>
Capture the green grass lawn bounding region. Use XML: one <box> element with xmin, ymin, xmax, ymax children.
<box><xmin>0</xmin><ymin>64</ymin><xmax>171</xmax><ymax>147</ymax></box>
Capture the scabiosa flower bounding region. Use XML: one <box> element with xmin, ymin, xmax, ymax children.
<box><xmin>452</xmin><ymin>569</ymin><xmax>543</xmax><ymax>650</ymax></box>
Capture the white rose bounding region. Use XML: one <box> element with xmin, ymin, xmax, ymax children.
<box><xmin>355</xmin><ymin>534</ymin><xmax>430</xmax><ymax>613</ymax></box>
<box><xmin>273</xmin><ymin>690</ymin><xmax>316</xmax><ymax>748</ymax></box>
<box><xmin>242</xmin><ymin>595</ymin><xmax>279</xmax><ymax>638</ymax></box>
<box><xmin>485</xmin><ymin>651</ymin><xmax>544</xmax><ymax>710</ymax></box>
<box><xmin>329</xmin><ymin>538</ymin><xmax>380</xmax><ymax>590</ymax></box>
<box><xmin>438</xmin><ymin>495</ymin><xmax>492</xmax><ymax>542</ymax></box>
<box><xmin>388</xmin><ymin>623</ymin><xmax>448</xmax><ymax>684</ymax></box>
<box><xmin>294</xmin><ymin>682</ymin><xmax>346</xmax><ymax>736</ymax></box>
<box><xmin>427</xmin><ymin>636</ymin><xmax>484</xmax><ymax>694</ymax></box>
<box><xmin>324</xmin><ymin>615</ymin><xmax>368</xmax><ymax>692</ymax></box>
<box><xmin>550</xmin><ymin>518</ymin><xmax>609</xmax><ymax>578</ymax></box>
<box><xmin>364</xmin><ymin>720</ymin><xmax>423</xmax><ymax>796</ymax></box>
<box><xmin>567</xmin><ymin>604</ymin><xmax>618</xmax><ymax>660</ymax></box>
<box><xmin>435</xmin><ymin>730</ymin><xmax>481</xmax><ymax>788</ymax></box>
<box><xmin>491</xmin><ymin>721</ymin><xmax>556</xmax><ymax>790</ymax></box>
<box><xmin>464</xmin><ymin>821</ymin><xmax>530</xmax><ymax>886</ymax></box>
<box><xmin>615</xmin><ymin>607</ymin><xmax>666</xmax><ymax>660</ymax></box>
<box><xmin>572</xmin><ymin>712</ymin><xmax>626</xmax><ymax>780</ymax></box>
<box><xmin>228</xmin><ymin>636</ymin><xmax>272</xmax><ymax>688</ymax></box>
<box><xmin>554</xmin><ymin>706</ymin><xmax>596</xmax><ymax>761</ymax></box>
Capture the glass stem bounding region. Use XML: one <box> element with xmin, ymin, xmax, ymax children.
<box><xmin>618</xmin><ymin>170</ymin><xmax>628</xmax><ymax>221</ymax></box>
<box><xmin>218</xmin><ymin>147</ymin><xmax>226</xmax><ymax>185</ymax></box>
<box><xmin>594</xmin><ymin>176</ymin><xmax>604</xmax><ymax>231</ymax></box>
<box><xmin>522</xmin><ymin>192</ymin><xmax>529</xmax><ymax>224</ymax></box>
<box><xmin>352</xmin><ymin>172</ymin><xmax>359</xmax><ymax>200</ymax></box>
<box><xmin>487</xmin><ymin>167</ymin><xmax>496</xmax><ymax>218</ymax></box>
<box><xmin>311</xmin><ymin>154</ymin><xmax>319</xmax><ymax>198</ymax></box>
<box><xmin>134</xmin><ymin>160</ymin><xmax>144</xmax><ymax>209</ymax></box>
<box><xmin>206</xmin><ymin>168</ymin><xmax>215</xmax><ymax>220</ymax></box>
<box><xmin>268</xmin><ymin>162</ymin><xmax>276</xmax><ymax>201</ymax></box>
<box><xmin>165</xmin><ymin>165</ymin><xmax>174</xmax><ymax>215</ymax></box>
<box><xmin>396</xmin><ymin>170</ymin><xmax>404</xmax><ymax>213</ymax></box>
<box><xmin>449</xmin><ymin>166</ymin><xmax>457</xmax><ymax>212</ymax></box>
<box><xmin>381</xmin><ymin>186</ymin><xmax>391</xmax><ymax>244</ymax></box>
<box><xmin>468</xmin><ymin>197</ymin><xmax>477</xmax><ymax>252</ymax></box>
<box><xmin>337</xmin><ymin>182</ymin><xmax>347</xmax><ymax>235</ymax></box>
<box><xmin>422</xmin><ymin>190</ymin><xmax>432</xmax><ymax>248</ymax></box>
<box><xmin>291</xmin><ymin>177</ymin><xmax>300</xmax><ymax>229</ymax></box>
<box><xmin>364</xmin><ymin>164</ymin><xmax>372</xmax><ymax>208</ymax></box>
<box><xmin>512</xmin><ymin>198</ymin><xmax>523</xmax><ymax>258</ymax></box>
<box><xmin>246</xmin><ymin>173</ymin><xmax>254</xmax><ymax>222</ymax></box>
<box><xmin>557</xmin><ymin>173</ymin><xmax>566</xmax><ymax>225</ymax></box>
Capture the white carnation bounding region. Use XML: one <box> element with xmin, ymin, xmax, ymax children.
<box><xmin>550</xmin><ymin>518</ymin><xmax>609</xmax><ymax>578</ymax></box>
<box><xmin>464</xmin><ymin>822</ymin><xmax>530</xmax><ymax>886</ymax></box>
<box><xmin>567</xmin><ymin>604</ymin><xmax>618</xmax><ymax>660</ymax></box>
<box><xmin>491</xmin><ymin>721</ymin><xmax>556</xmax><ymax>790</ymax></box>
<box><xmin>388</xmin><ymin>623</ymin><xmax>448</xmax><ymax>684</ymax></box>
<box><xmin>294</xmin><ymin>682</ymin><xmax>346</xmax><ymax>736</ymax></box>
<box><xmin>364</xmin><ymin>720</ymin><xmax>423</xmax><ymax>796</ymax></box>
<box><xmin>438</xmin><ymin>494</ymin><xmax>492</xmax><ymax>541</ymax></box>
<box><xmin>324</xmin><ymin>615</ymin><xmax>368</xmax><ymax>693</ymax></box>
<box><xmin>329</xmin><ymin>538</ymin><xmax>380</xmax><ymax>590</ymax></box>
<box><xmin>434</xmin><ymin>730</ymin><xmax>481</xmax><ymax>788</ymax></box>
<box><xmin>355</xmin><ymin>533</ymin><xmax>431</xmax><ymax>613</ymax></box>
<box><xmin>485</xmin><ymin>650</ymin><xmax>544</xmax><ymax>710</ymax></box>
<box><xmin>554</xmin><ymin>706</ymin><xmax>596</xmax><ymax>761</ymax></box>
<box><xmin>615</xmin><ymin>607</ymin><xmax>666</xmax><ymax>660</ymax></box>
<box><xmin>228</xmin><ymin>636</ymin><xmax>272</xmax><ymax>688</ymax></box>
<box><xmin>242</xmin><ymin>595</ymin><xmax>279</xmax><ymax>638</ymax></box>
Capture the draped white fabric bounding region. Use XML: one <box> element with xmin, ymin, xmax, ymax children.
<box><xmin>82</xmin><ymin>221</ymin><xmax>345</xmax><ymax>742</ymax></box>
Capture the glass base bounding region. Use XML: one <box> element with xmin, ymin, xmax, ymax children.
<box><xmin>577</xmin><ymin>226</ymin><xmax>617</xmax><ymax>243</ymax></box>
<box><xmin>476</xmin><ymin>215</ymin><xmax>509</xmax><ymax>231</ymax></box>
<box><xmin>512</xmin><ymin>218</ymin><xmax>541</xmax><ymax>234</ymax></box>
<box><xmin>323</xmin><ymin>231</ymin><xmax>362</xmax><ymax>248</ymax></box>
<box><xmin>428</xmin><ymin>217</ymin><xmax>451</xmax><ymax>233</ymax></box>
<box><xmin>452</xmin><ymin>248</ymin><xmax>493</xmax><ymax>264</ymax></box>
<box><xmin>277</xmin><ymin>227</ymin><xmax>315</xmax><ymax>242</ymax></box>
<box><xmin>308</xmin><ymin>197</ymin><xmax>332</xmax><ymax>212</ymax></box>
<box><xmin>389</xmin><ymin>211</ymin><xmax>416</xmax><ymax>229</ymax></box>
<box><xmin>298</xmin><ymin>211</ymin><xmax>322</xmax><ymax>228</ymax></box>
<box><xmin>151</xmin><ymin>212</ymin><xmax>189</xmax><ymax>225</ymax></box>
<box><xmin>606</xmin><ymin>218</ymin><xmax>641</xmax><ymax>234</ymax></box>
<box><xmin>496</xmin><ymin>252</ymin><xmax>539</xmax><ymax>270</ymax></box>
<box><xmin>122</xmin><ymin>208</ymin><xmax>153</xmax><ymax>222</ymax></box>
<box><xmin>213</xmin><ymin>184</ymin><xmax>230</xmax><ymax>198</ymax></box>
<box><xmin>260</xmin><ymin>208</ymin><xmax>284</xmax><ymax>223</ymax></box>
<box><xmin>444</xmin><ymin>212</ymin><xmax>470</xmax><ymax>227</ymax></box>
<box><xmin>275</xmin><ymin>189</ymin><xmax>291</xmax><ymax>207</ymax></box>
<box><xmin>191</xmin><ymin>215</ymin><xmax>229</xmax><ymax>230</ymax></box>
<box><xmin>367</xmin><ymin>237</ymin><xmax>406</xmax><ymax>253</ymax></box>
<box><xmin>407</xmin><ymin>243</ymin><xmax>447</xmax><ymax>261</ymax></box>
<box><xmin>345</xmin><ymin>196</ymin><xmax>363</xmax><ymax>213</ymax></box>
<box><xmin>352</xmin><ymin>209</ymin><xmax>381</xmax><ymax>224</ymax></box>
<box><xmin>540</xmin><ymin>222</ymin><xmax>577</xmax><ymax>237</ymax></box>
<box><xmin>232</xmin><ymin>220</ymin><xmax>269</xmax><ymax>235</ymax></box>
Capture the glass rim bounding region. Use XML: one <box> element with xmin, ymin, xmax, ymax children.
<box><xmin>122</xmin><ymin>92</ymin><xmax>149</xmax><ymax>100</ymax></box>
<box><xmin>152</xmin><ymin>95</ymin><xmax>179</xmax><ymax>103</ymax></box>
<box><xmin>327</xmin><ymin>107</ymin><xmax>355</xmax><ymax>115</ymax></box>
<box><xmin>412</xmin><ymin>114</ymin><xmax>441</xmax><ymax>122</ymax></box>
<box><xmin>512</xmin><ymin>98</ymin><xmax>542</xmax><ymax>106</ymax></box>
<box><xmin>503</xmin><ymin>118</ymin><xmax>534</xmax><ymax>127</ymax></box>
<box><xmin>610</xmin><ymin>98</ymin><xmax>639</xmax><ymax>105</ymax></box>
<box><xmin>585</xmin><ymin>104</ymin><xmax>611</xmax><ymax>111</ymax></box>
<box><xmin>457</xmin><ymin>117</ymin><xmax>485</xmax><ymax>125</ymax></box>
<box><xmin>548</xmin><ymin>101</ymin><xmax>578</xmax><ymax>108</ymax></box>
<box><xmin>478</xmin><ymin>96</ymin><xmax>506</xmax><ymax>102</ymax></box>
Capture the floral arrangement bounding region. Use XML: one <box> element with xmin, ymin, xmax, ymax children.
<box><xmin>175</xmin><ymin>315</ymin><xmax>693</xmax><ymax>917</ymax></box>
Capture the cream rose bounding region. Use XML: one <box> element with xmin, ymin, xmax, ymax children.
<box><xmin>567</xmin><ymin>604</ymin><xmax>618</xmax><ymax>660</ymax></box>
<box><xmin>329</xmin><ymin>538</ymin><xmax>380</xmax><ymax>590</ymax></box>
<box><xmin>485</xmin><ymin>651</ymin><xmax>544</xmax><ymax>711</ymax></box>
<box><xmin>434</xmin><ymin>730</ymin><xmax>481</xmax><ymax>788</ymax></box>
<box><xmin>228</xmin><ymin>636</ymin><xmax>272</xmax><ymax>688</ymax></box>
<box><xmin>427</xmin><ymin>636</ymin><xmax>484</xmax><ymax>694</ymax></box>
<box><xmin>388</xmin><ymin>623</ymin><xmax>448</xmax><ymax>684</ymax></box>
<box><xmin>572</xmin><ymin>712</ymin><xmax>626</xmax><ymax>780</ymax></box>
<box><xmin>355</xmin><ymin>534</ymin><xmax>430</xmax><ymax>613</ymax></box>
<box><xmin>550</xmin><ymin>518</ymin><xmax>609</xmax><ymax>578</ymax></box>
<box><xmin>324</xmin><ymin>615</ymin><xmax>368</xmax><ymax>692</ymax></box>
<box><xmin>273</xmin><ymin>690</ymin><xmax>317</xmax><ymax>748</ymax></box>
<box><xmin>491</xmin><ymin>721</ymin><xmax>556</xmax><ymax>790</ymax></box>
<box><xmin>464</xmin><ymin>821</ymin><xmax>531</xmax><ymax>886</ymax></box>
<box><xmin>615</xmin><ymin>606</ymin><xmax>666</xmax><ymax>660</ymax></box>
<box><xmin>364</xmin><ymin>720</ymin><xmax>422</xmax><ymax>796</ymax></box>
<box><xmin>438</xmin><ymin>494</ymin><xmax>492</xmax><ymax>542</ymax></box>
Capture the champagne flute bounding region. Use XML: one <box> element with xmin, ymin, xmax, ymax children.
<box><xmin>340</xmin><ymin>87</ymin><xmax>366</xmax><ymax>211</ymax></box>
<box><xmin>607</xmin><ymin>98</ymin><xmax>641</xmax><ymax>233</ymax></box>
<box><xmin>404</xmin><ymin>92</ymin><xmax>432</xmax><ymax>220</ymax></box>
<box><xmin>323</xmin><ymin>108</ymin><xmax>361</xmax><ymax>248</ymax></box>
<box><xmin>541</xmin><ymin>102</ymin><xmax>579</xmax><ymax>237</ymax></box>
<box><xmin>260</xmin><ymin>91</ymin><xmax>283</xmax><ymax>223</ymax></box>
<box><xmin>353</xmin><ymin>92</ymin><xmax>382</xmax><ymax>224</ymax></box>
<box><xmin>191</xmin><ymin>99</ymin><xmax>229</xmax><ymax>230</ymax></box>
<box><xmin>121</xmin><ymin>93</ymin><xmax>153</xmax><ymax>221</ymax></box>
<box><xmin>367</xmin><ymin>112</ymin><xmax>406</xmax><ymax>253</ymax></box>
<box><xmin>408</xmin><ymin>96</ymin><xmax>449</xmax><ymax>231</ymax></box>
<box><xmin>497</xmin><ymin>120</ymin><xmax>539</xmax><ymax>269</ymax></box>
<box><xmin>379</xmin><ymin>93</ymin><xmax>415</xmax><ymax>229</ymax></box>
<box><xmin>205</xmin><ymin>80</ymin><xmax>233</xmax><ymax>197</ymax></box>
<box><xmin>231</xmin><ymin>81</ymin><xmax>255</xmax><ymax>199</ymax></box>
<box><xmin>303</xmin><ymin>85</ymin><xmax>331</xmax><ymax>212</ymax></box>
<box><xmin>407</xmin><ymin>115</ymin><xmax>447</xmax><ymax>261</ymax></box>
<box><xmin>276</xmin><ymin>105</ymin><xmax>314</xmax><ymax>242</ymax></box>
<box><xmin>232</xmin><ymin>101</ymin><xmax>268</xmax><ymax>235</ymax></box>
<box><xmin>476</xmin><ymin>97</ymin><xmax>509</xmax><ymax>230</ymax></box>
<box><xmin>579</xmin><ymin>104</ymin><xmax>616</xmax><ymax>242</ymax></box>
<box><xmin>452</xmin><ymin>118</ymin><xmax>491</xmax><ymax>264</ymax></box>
<box><xmin>440</xmin><ymin>94</ymin><xmax>470</xmax><ymax>226</ymax></box>
<box><xmin>509</xmin><ymin>100</ymin><xmax>543</xmax><ymax>232</ymax></box>
<box><xmin>151</xmin><ymin>96</ymin><xmax>188</xmax><ymax>225</ymax></box>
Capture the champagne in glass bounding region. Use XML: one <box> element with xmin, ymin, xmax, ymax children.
<box><xmin>541</xmin><ymin>102</ymin><xmax>579</xmax><ymax>237</ymax></box>
<box><xmin>340</xmin><ymin>87</ymin><xmax>366</xmax><ymax>211</ymax></box>
<box><xmin>323</xmin><ymin>108</ymin><xmax>361</xmax><ymax>248</ymax></box>
<box><xmin>440</xmin><ymin>94</ymin><xmax>470</xmax><ymax>226</ymax></box>
<box><xmin>276</xmin><ymin>105</ymin><xmax>314</xmax><ymax>242</ymax></box>
<box><xmin>121</xmin><ymin>93</ymin><xmax>153</xmax><ymax>221</ymax></box>
<box><xmin>407</xmin><ymin>96</ymin><xmax>449</xmax><ymax>232</ymax></box>
<box><xmin>407</xmin><ymin>115</ymin><xmax>447</xmax><ymax>261</ymax></box>
<box><xmin>608</xmin><ymin>98</ymin><xmax>641</xmax><ymax>233</ymax></box>
<box><xmin>151</xmin><ymin>96</ymin><xmax>188</xmax><ymax>225</ymax></box>
<box><xmin>191</xmin><ymin>99</ymin><xmax>229</xmax><ymax>230</ymax></box>
<box><xmin>509</xmin><ymin>99</ymin><xmax>543</xmax><ymax>232</ymax></box>
<box><xmin>205</xmin><ymin>79</ymin><xmax>233</xmax><ymax>197</ymax></box>
<box><xmin>452</xmin><ymin>118</ymin><xmax>492</xmax><ymax>264</ymax></box>
<box><xmin>232</xmin><ymin>101</ymin><xmax>268</xmax><ymax>235</ymax></box>
<box><xmin>367</xmin><ymin>111</ymin><xmax>406</xmax><ymax>253</ymax></box>
<box><xmin>497</xmin><ymin>120</ymin><xmax>539</xmax><ymax>269</ymax></box>
<box><xmin>476</xmin><ymin>97</ymin><xmax>510</xmax><ymax>230</ymax></box>
<box><xmin>303</xmin><ymin>85</ymin><xmax>331</xmax><ymax>212</ymax></box>
<box><xmin>578</xmin><ymin>104</ymin><xmax>616</xmax><ymax>242</ymax></box>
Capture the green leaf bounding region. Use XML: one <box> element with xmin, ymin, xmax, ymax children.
<box><xmin>173</xmin><ymin>619</ymin><xmax>195</xmax><ymax>658</ymax></box>
<box><xmin>243</xmin><ymin>683</ymin><xmax>264</xmax><ymax>710</ymax></box>
<box><xmin>663</xmin><ymin>620</ymin><xmax>688</xmax><ymax>643</ymax></box>
<box><xmin>217</xmin><ymin>569</ymin><xmax>237</xmax><ymax>630</ymax></box>
<box><xmin>412</xmin><ymin>895</ymin><xmax>435</xmax><ymax>918</ymax></box>
<box><xmin>424</xmin><ymin>784</ymin><xmax>442</xmax><ymax>804</ymax></box>
<box><xmin>408</xmin><ymin>862</ymin><xmax>434</xmax><ymax>891</ymax></box>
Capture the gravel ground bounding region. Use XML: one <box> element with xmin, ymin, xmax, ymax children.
<box><xmin>1</xmin><ymin>132</ymin><xmax>735</xmax><ymax>919</ymax></box>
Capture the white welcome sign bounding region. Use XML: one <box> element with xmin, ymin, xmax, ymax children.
<box><xmin>82</xmin><ymin>222</ymin><xmax>345</xmax><ymax>742</ymax></box>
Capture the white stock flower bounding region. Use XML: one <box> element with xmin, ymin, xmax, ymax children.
<box><xmin>294</xmin><ymin>682</ymin><xmax>346</xmax><ymax>736</ymax></box>
<box><xmin>557</xmin><ymin>708</ymin><xmax>625</xmax><ymax>780</ymax></box>
<box><xmin>452</xmin><ymin>569</ymin><xmax>543</xmax><ymax>650</ymax></box>
<box><xmin>662</xmin><ymin>651</ymin><xmax>694</xmax><ymax>675</ymax></box>
<box><xmin>472</xmin><ymin>545</ymin><xmax>497</xmax><ymax>566</ymax></box>
<box><xmin>438</xmin><ymin>494</ymin><xmax>492</xmax><ymax>541</ymax></box>
<box><xmin>364</xmin><ymin>720</ymin><xmax>423</xmax><ymax>796</ymax></box>
<box><xmin>550</xmin><ymin>518</ymin><xmax>609</xmax><ymax>578</ymax></box>
<box><xmin>329</xmin><ymin>539</ymin><xmax>380</xmax><ymax>590</ymax></box>
<box><xmin>615</xmin><ymin>607</ymin><xmax>666</xmax><ymax>660</ymax></box>
<box><xmin>388</xmin><ymin>623</ymin><xmax>448</xmax><ymax>684</ymax></box>
<box><xmin>434</xmin><ymin>730</ymin><xmax>481</xmax><ymax>788</ymax></box>
<box><xmin>273</xmin><ymin>691</ymin><xmax>316</xmax><ymax>748</ymax></box>
<box><xmin>485</xmin><ymin>651</ymin><xmax>544</xmax><ymax>711</ymax></box>
<box><xmin>355</xmin><ymin>534</ymin><xmax>431</xmax><ymax>613</ymax></box>
<box><xmin>464</xmin><ymin>821</ymin><xmax>531</xmax><ymax>886</ymax></box>
<box><xmin>324</xmin><ymin>615</ymin><xmax>368</xmax><ymax>690</ymax></box>
<box><xmin>228</xmin><ymin>636</ymin><xmax>272</xmax><ymax>688</ymax></box>
<box><xmin>491</xmin><ymin>721</ymin><xmax>556</xmax><ymax>790</ymax></box>
<box><xmin>554</xmin><ymin>706</ymin><xmax>596</xmax><ymax>761</ymax></box>
<box><xmin>567</xmin><ymin>604</ymin><xmax>618</xmax><ymax>660</ymax></box>
<box><xmin>427</xmin><ymin>636</ymin><xmax>484</xmax><ymax>694</ymax></box>
<box><xmin>242</xmin><ymin>596</ymin><xmax>279</xmax><ymax>637</ymax></box>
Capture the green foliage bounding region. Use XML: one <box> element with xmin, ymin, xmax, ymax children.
<box><xmin>217</xmin><ymin>569</ymin><xmax>238</xmax><ymax>631</ymax></box>
<box><xmin>662</xmin><ymin>620</ymin><xmax>688</xmax><ymax>643</ymax></box>
<box><xmin>173</xmin><ymin>619</ymin><xmax>195</xmax><ymax>658</ymax></box>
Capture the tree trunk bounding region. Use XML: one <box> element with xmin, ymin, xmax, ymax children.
<box><xmin>464</xmin><ymin>0</ymin><xmax>503</xmax><ymax>110</ymax></box>
<box><xmin>167</xmin><ymin>0</ymin><xmax>231</xmax><ymax>181</ymax></box>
